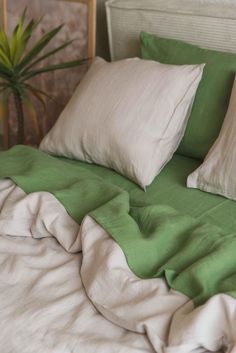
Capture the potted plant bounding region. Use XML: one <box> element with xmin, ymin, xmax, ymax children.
<box><xmin>0</xmin><ymin>9</ymin><xmax>87</xmax><ymax>145</ymax></box>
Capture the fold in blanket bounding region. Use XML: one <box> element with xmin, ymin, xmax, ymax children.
<box><xmin>1</xmin><ymin>146</ymin><xmax>236</xmax><ymax>353</ymax></box>
<box><xmin>1</xmin><ymin>145</ymin><xmax>236</xmax><ymax>307</ymax></box>
<box><xmin>0</xmin><ymin>178</ymin><xmax>233</xmax><ymax>353</ymax></box>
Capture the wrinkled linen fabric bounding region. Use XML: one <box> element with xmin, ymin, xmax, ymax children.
<box><xmin>188</xmin><ymin>76</ymin><xmax>236</xmax><ymax>202</ymax></box>
<box><xmin>0</xmin><ymin>180</ymin><xmax>154</xmax><ymax>353</ymax></box>
<box><xmin>0</xmin><ymin>179</ymin><xmax>234</xmax><ymax>353</ymax></box>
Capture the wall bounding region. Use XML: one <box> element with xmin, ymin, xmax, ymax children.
<box><xmin>96</xmin><ymin>0</ymin><xmax>110</xmax><ymax>60</ymax></box>
<box><xmin>2</xmin><ymin>0</ymin><xmax>88</xmax><ymax>148</ymax></box>
<box><xmin>0</xmin><ymin>0</ymin><xmax>110</xmax><ymax>149</ymax></box>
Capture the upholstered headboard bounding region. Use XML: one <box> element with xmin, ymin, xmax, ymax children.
<box><xmin>106</xmin><ymin>0</ymin><xmax>236</xmax><ymax>61</ymax></box>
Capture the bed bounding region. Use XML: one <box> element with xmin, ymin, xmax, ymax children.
<box><xmin>1</xmin><ymin>1</ymin><xmax>236</xmax><ymax>352</ymax></box>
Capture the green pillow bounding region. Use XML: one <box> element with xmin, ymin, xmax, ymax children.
<box><xmin>140</xmin><ymin>31</ymin><xmax>236</xmax><ymax>160</ymax></box>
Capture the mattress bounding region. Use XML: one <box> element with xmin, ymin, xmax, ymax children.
<box><xmin>61</xmin><ymin>153</ymin><xmax>236</xmax><ymax>235</ymax></box>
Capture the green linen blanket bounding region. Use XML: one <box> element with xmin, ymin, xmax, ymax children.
<box><xmin>0</xmin><ymin>145</ymin><xmax>235</xmax><ymax>306</ymax></box>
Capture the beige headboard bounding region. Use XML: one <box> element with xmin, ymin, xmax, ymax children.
<box><xmin>106</xmin><ymin>0</ymin><xmax>236</xmax><ymax>61</ymax></box>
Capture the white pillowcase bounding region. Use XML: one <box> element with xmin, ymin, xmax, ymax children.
<box><xmin>40</xmin><ymin>57</ymin><xmax>204</xmax><ymax>188</ymax></box>
<box><xmin>187</xmin><ymin>76</ymin><xmax>236</xmax><ymax>200</ymax></box>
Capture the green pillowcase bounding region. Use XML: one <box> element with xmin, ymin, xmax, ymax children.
<box><xmin>140</xmin><ymin>31</ymin><xmax>236</xmax><ymax>160</ymax></box>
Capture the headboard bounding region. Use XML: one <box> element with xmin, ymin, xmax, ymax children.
<box><xmin>106</xmin><ymin>0</ymin><xmax>236</xmax><ymax>61</ymax></box>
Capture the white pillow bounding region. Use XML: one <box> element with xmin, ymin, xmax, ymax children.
<box><xmin>40</xmin><ymin>57</ymin><xmax>204</xmax><ymax>188</ymax></box>
<box><xmin>187</xmin><ymin>76</ymin><xmax>236</xmax><ymax>200</ymax></box>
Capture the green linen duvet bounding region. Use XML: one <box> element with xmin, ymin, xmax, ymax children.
<box><xmin>0</xmin><ymin>145</ymin><xmax>236</xmax><ymax>307</ymax></box>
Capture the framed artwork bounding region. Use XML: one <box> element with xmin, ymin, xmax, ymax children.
<box><xmin>0</xmin><ymin>0</ymin><xmax>96</xmax><ymax>149</ymax></box>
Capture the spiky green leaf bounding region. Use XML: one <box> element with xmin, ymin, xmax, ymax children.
<box><xmin>0</xmin><ymin>63</ymin><xmax>12</xmax><ymax>78</ymax></box>
<box><xmin>11</xmin><ymin>15</ymin><xmax>41</xmax><ymax>66</ymax></box>
<box><xmin>11</xmin><ymin>24</ymin><xmax>26</xmax><ymax>65</ymax></box>
<box><xmin>22</xmin><ymin>39</ymin><xmax>74</xmax><ymax>73</ymax></box>
<box><xmin>19</xmin><ymin>7</ymin><xmax>27</xmax><ymax>27</ymax></box>
<box><xmin>0</xmin><ymin>46</ymin><xmax>12</xmax><ymax>69</ymax></box>
<box><xmin>17</xmin><ymin>24</ymin><xmax>64</xmax><ymax>71</ymax></box>
<box><xmin>23</xmin><ymin>83</ymin><xmax>54</xmax><ymax>101</ymax></box>
<box><xmin>0</xmin><ymin>30</ymin><xmax>10</xmax><ymax>57</ymax></box>
<box><xmin>22</xmin><ymin>59</ymin><xmax>87</xmax><ymax>80</ymax></box>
